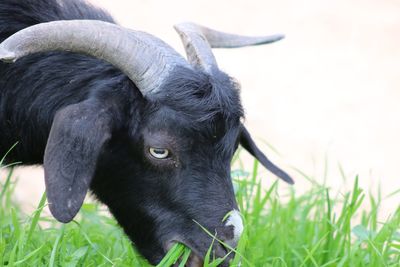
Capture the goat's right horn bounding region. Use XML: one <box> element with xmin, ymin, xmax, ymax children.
<box><xmin>0</xmin><ymin>20</ymin><xmax>190</xmax><ymax>96</ymax></box>
<box><xmin>174</xmin><ymin>22</ymin><xmax>284</xmax><ymax>74</ymax></box>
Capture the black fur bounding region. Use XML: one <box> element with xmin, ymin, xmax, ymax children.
<box><xmin>0</xmin><ymin>0</ymin><xmax>292</xmax><ymax>265</ymax></box>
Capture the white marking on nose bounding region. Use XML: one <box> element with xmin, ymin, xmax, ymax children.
<box><xmin>67</xmin><ymin>199</ymin><xmax>72</xmax><ymax>209</ymax></box>
<box><xmin>225</xmin><ymin>209</ymin><xmax>243</xmax><ymax>247</ymax></box>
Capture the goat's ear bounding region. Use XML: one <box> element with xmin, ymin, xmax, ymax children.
<box><xmin>44</xmin><ymin>101</ymin><xmax>112</xmax><ymax>223</ymax></box>
<box><xmin>239</xmin><ymin>126</ymin><xmax>294</xmax><ymax>184</ymax></box>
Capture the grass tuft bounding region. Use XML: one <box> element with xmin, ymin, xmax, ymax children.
<box><xmin>1</xmin><ymin>157</ymin><xmax>399</xmax><ymax>266</ymax></box>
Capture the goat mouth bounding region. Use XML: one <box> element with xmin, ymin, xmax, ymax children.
<box><xmin>182</xmin><ymin>253</ymin><xmax>203</xmax><ymax>267</ymax></box>
<box><xmin>165</xmin><ymin>238</ymin><xmax>231</xmax><ymax>267</ymax></box>
<box><xmin>165</xmin><ymin>240</ymin><xmax>204</xmax><ymax>267</ymax></box>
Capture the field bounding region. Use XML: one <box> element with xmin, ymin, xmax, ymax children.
<box><xmin>0</xmin><ymin>151</ymin><xmax>399</xmax><ymax>266</ymax></box>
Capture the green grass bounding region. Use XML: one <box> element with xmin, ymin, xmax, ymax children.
<box><xmin>1</xmin><ymin>157</ymin><xmax>399</xmax><ymax>266</ymax></box>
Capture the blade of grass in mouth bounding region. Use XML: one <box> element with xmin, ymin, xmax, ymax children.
<box><xmin>156</xmin><ymin>243</ymin><xmax>192</xmax><ymax>267</ymax></box>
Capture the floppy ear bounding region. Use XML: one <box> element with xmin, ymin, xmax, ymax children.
<box><xmin>240</xmin><ymin>126</ymin><xmax>294</xmax><ymax>184</ymax></box>
<box><xmin>44</xmin><ymin>101</ymin><xmax>112</xmax><ymax>223</ymax></box>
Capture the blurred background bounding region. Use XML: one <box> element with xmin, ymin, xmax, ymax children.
<box><xmin>7</xmin><ymin>0</ymin><xmax>400</xmax><ymax>215</ymax></box>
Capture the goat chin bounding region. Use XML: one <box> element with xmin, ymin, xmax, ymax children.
<box><xmin>184</xmin><ymin>254</ymin><xmax>203</xmax><ymax>267</ymax></box>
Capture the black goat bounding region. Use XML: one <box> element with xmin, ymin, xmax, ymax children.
<box><xmin>0</xmin><ymin>0</ymin><xmax>293</xmax><ymax>265</ymax></box>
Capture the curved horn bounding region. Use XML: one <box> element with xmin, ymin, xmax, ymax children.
<box><xmin>174</xmin><ymin>22</ymin><xmax>284</xmax><ymax>73</ymax></box>
<box><xmin>0</xmin><ymin>20</ymin><xmax>189</xmax><ymax>96</ymax></box>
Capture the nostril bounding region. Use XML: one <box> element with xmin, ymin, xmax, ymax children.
<box><xmin>223</xmin><ymin>209</ymin><xmax>244</xmax><ymax>248</ymax></box>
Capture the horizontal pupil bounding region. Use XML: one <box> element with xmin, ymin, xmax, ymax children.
<box><xmin>153</xmin><ymin>149</ymin><xmax>165</xmax><ymax>154</ymax></box>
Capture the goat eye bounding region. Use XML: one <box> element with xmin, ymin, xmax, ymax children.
<box><xmin>149</xmin><ymin>147</ymin><xmax>169</xmax><ymax>159</ymax></box>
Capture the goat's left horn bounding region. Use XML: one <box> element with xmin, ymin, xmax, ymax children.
<box><xmin>174</xmin><ymin>22</ymin><xmax>284</xmax><ymax>74</ymax></box>
<box><xmin>0</xmin><ymin>20</ymin><xmax>190</xmax><ymax>96</ymax></box>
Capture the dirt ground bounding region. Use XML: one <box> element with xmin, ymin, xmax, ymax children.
<box><xmin>4</xmin><ymin>0</ymin><xmax>400</xmax><ymax>217</ymax></box>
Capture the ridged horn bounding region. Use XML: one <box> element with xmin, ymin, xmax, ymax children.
<box><xmin>174</xmin><ymin>22</ymin><xmax>284</xmax><ymax>73</ymax></box>
<box><xmin>0</xmin><ymin>20</ymin><xmax>190</xmax><ymax>96</ymax></box>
